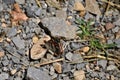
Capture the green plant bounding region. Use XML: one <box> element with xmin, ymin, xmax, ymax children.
<box><xmin>76</xmin><ymin>19</ymin><xmax>116</xmax><ymax>51</ymax></box>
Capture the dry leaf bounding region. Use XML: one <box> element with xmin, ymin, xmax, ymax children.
<box><xmin>53</xmin><ymin>62</ymin><xmax>62</xmax><ymax>73</ymax></box>
<box><xmin>74</xmin><ymin>70</ymin><xmax>85</xmax><ymax>80</ymax></box>
<box><xmin>11</xmin><ymin>3</ymin><xmax>28</xmax><ymax>23</ymax></box>
<box><xmin>0</xmin><ymin>51</ymin><xmax>5</xmax><ymax>58</ymax></box>
<box><xmin>11</xmin><ymin>11</ymin><xmax>28</xmax><ymax>21</ymax></box>
<box><xmin>13</xmin><ymin>3</ymin><xmax>22</xmax><ymax>12</ymax></box>
<box><xmin>79</xmin><ymin>10</ymin><xmax>86</xmax><ymax>17</ymax></box>
<box><xmin>30</xmin><ymin>35</ymin><xmax>51</xmax><ymax>60</ymax></box>
<box><xmin>85</xmin><ymin>0</ymin><xmax>101</xmax><ymax>15</ymax></box>
<box><xmin>105</xmin><ymin>22</ymin><xmax>115</xmax><ymax>30</ymax></box>
<box><xmin>74</xmin><ymin>1</ymin><xmax>85</xmax><ymax>11</ymax></box>
<box><xmin>30</xmin><ymin>43</ymin><xmax>47</xmax><ymax>60</ymax></box>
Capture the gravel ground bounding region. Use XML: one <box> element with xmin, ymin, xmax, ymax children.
<box><xmin>0</xmin><ymin>0</ymin><xmax>120</xmax><ymax>80</ymax></box>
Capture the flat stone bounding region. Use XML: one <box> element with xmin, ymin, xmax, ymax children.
<box><xmin>72</xmin><ymin>54</ymin><xmax>83</xmax><ymax>63</ymax></box>
<box><xmin>15</xmin><ymin>0</ymin><xmax>25</xmax><ymax>4</ymax></box>
<box><xmin>107</xmin><ymin>65</ymin><xmax>118</xmax><ymax>70</ymax></box>
<box><xmin>70</xmin><ymin>42</ymin><xmax>84</xmax><ymax>50</ymax></box>
<box><xmin>41</xmin><ymin>17</ymin><xmax>78</xmax><ymax>39</ymax></box>
<box><xmin>76</xmin><ymin>63</ymin><xmax>86</xmax><ymax>70</ymax></box>
<box><xmin>63</xmin><ymin>63</ymin><xmax>71</xmax><ymax>73</ymax></box>
<box><xmin>11</xmin><ymin>56</ymin><xmax>20</xmax><ymax>63</ymax></box>
<box><xmin>65</xmin><ymin>52</ymin><xmax>73</xmax><ymax>61</ymax></box>
<box><xmin>35</xmin><ymin>8</ymin><xmax>41</xmax><ymax>17</ymax></box>
<box><xmin>27</xmin><ymin>67</ymin><xmax>51</xmax><ymax>80</ymax></box>
<box><xmin>56</xmin><ymin>10</ymin><xmax>67</xmax><ymax>19</ymax></box>
<box><xmin>97</xmin><ymin>60</ymin><xmax>107</xmax><ymax>69</ymax></box>
<box><xmin>112</xmin><ymin>26</ymin><xmax>119</xmax><ymax>33</ymax></box>
<box><xmin>90</xmin><ymin>72</ymin><xmax>98</xmax><ymax>77</ymax></box>
<box><xmin>3</xmin><ymin>0</ymin><xmax>15</xmax><ymax>4</ymax></box>
<box><xmin>12</xmin><ymin>35</ymin><xmax>25</xmax><ymax>49</ymax></box>
<box><xmin>113</xmin><ymin>18</ymin><xmax>120</xmax><ymax>26</ymax></box>
<box><xmin>107</xmin><ymin>39</ymin><xmax>113</xmax><ymax>44</ymax></box>
<box><xmin>2</xmin><ymin>59</ymin><xmax>9</xmax><ymax>66</ymax></box>
<box><xmin>7</xmin><ymin>27</ymin><xmax>17</xmax><ymax>38</ymax></box>
<box><xmin>114</xmin><ymin>39</ymin><xmax>120</xmax><ymax>48</ymax></box>
<box><xmin>0</xmin><ymin>73</ymin><xmax>9</xmax><ymax>80</ymax></box>
<box><xmin>0</xmin><ymin>3</ymin><xmax>3</xmax><ymax>12</ymax></box>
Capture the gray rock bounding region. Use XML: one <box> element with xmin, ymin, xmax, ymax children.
<box><xmin>63</xmin><ymin>63</ymin><xmax>71</xmax><ymax>73</ymax></box>
<box><xmin>39</xmin><ymin>10</ymin><xmax>46</xmax><ymax>18</ymax></box>
<box><xmin>0</xmin><ymin>3</ymin><xmax>3</xmax><ymax>12</ymax></box>
<box><xmin>65</xmin><ymin>52</ymin><xmax>73</xmax><ymax>61</ymax></box>
<box><xmin>41</xmin><ymin>17</ymin><xmax>78</xmax><ymax>39</ymax></box>
<box><xmin>11</xmin><ymin>56</ymin><xmax>20</xmax><ymax>63</ymax></box>
<box><xmin>0</xmin><ymin>73</ymin><xmax>9</xmax><ymax>80</ymax></box>
<box><xmin>70</xmin><ymin>42</ymin><xmax>84</xmax><ymax>50</ymax></box>
<box><xmin>27</xmin><ymin>67</ymin><xmax>51</xmax><ymax>80</ymax></box>
<box><xmin>56</xmin><ymin>10</ymin><xmax>67</xmax><ymax>19</ymax></box>
<box><xmin>114</xmin><ymin>39</ymin><xmax>120</xmax><ymax>48</ymax></box>
<box><xmin>90</xmin><ymin>72</ymin><xmax>98</xmax><ymax>78</ymax></box>
<box><xmin>35</xmin><ymin>8</ymin><xmax>41</xmax><ymax>17</ymax></box>
<box><xmin>76</xmin><ymin>63</ymin><xmax>85</xmax><ymax>70</ymax></box>
<box><xmin>34</xmin><ymin>28</ymin><xmax>41</xmax><ymax>35</ymax></box>
<box><xmin>7</xmin><ymin>27</ymin><xmax>17</xmax><ymax>38</ymax></box>
<box><xmin>14</xmin><ymin>77</ymin><xmax>22</xmax><ymax>80</ymax></box>
<box><xmin>112</xmin><ymin>26</ymin><xmax>119</xmax><ymax>33</ymax></box>
<box><xmin>51</xmin><ymin>73</ymin><xmax>57</xmax><ymax>79</ymax></box>
<box><xmin>107</xmin><ymin>65</ymin><xmax>118</xmax><ymax>70</ymax></box>
<box><xmin>107</xmin><ymin>39</ymin><xmax>113</xmax><ymax>44</ymax></box>
<box><xmin>2</xmin><ymin>67</ymin><xmax>9</xmax><ymax>72</ymax></box>
<box><xmin>63</xmin><ymin>76</ymin><xmax>70</xmax><ymax>80</ymax></box>
<box><xmin>26</xmin><ymin>8</ymin><xmax>35</xmax><ymax>17</ymax></box>
<box><xmin>15</xmin><ymin>0</ymin><xmax>25</xmax><ymax>4</ymax></box>
<box><xmin>72</xmin><ymin>54</ymin><xmax>83</xmax><ymax>63</ymax></box>
<box><xmin>113</xmin><ymin>18</ymin><xmax>120</xmax><ymax>26</ymax></box>
<box><xmin>2</xmin><ymin>59</ymin><xmax>9</xmax><ymax>66</ymax></box>
<box><xmin>49</xmin><ymin>66</ymin><xmax>55</xmax><ymax>75</ymax></box>
<box><xmin>3</xmin><ymin>0</ymin><xmax>15</xmax><ymax>4</ymax></box>
<box><xmin>97</xmin><ymin>60</ymin><xmax>107</xmax><ymax>69</ymax></box>
<box><xmin>98</xmin><ymin>72</ymin><xmax>105</xmax><ymax>79</ymax></box>
<box><xmin>12</xmin><ymin>35</ymin><xmax>25</xmax><ymax>49</ymax></box>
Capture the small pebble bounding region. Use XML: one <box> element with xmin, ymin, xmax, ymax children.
<box><xmin>65</xmin><ymin>52</ymin><xmax>73</xmax><ymax>61</ymax></box>
<box><xmin>105</xmin><ymin>22</ymin><xmax>115</xmax><ymax>30</ymax></box>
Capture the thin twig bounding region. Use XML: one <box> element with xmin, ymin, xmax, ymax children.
<box><xmin>101</xmin><ymin>0</ymin><xmax>111</xmax><ymax>22</ymax></box>
<box><xmin>35</xmin><ymin>0</ymin><xmax>41</xmax><ymax>7</ymax></box>
<box><xmin>34</xmin><ymin>58</ymin><xmax>64</xmax><ymax>67</ymax></box>
<box><xmin>101</xmin><ymin>0</ymin><xmax>120</xmax><ymax>8</ymax></box>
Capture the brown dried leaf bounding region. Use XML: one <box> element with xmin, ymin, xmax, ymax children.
<box><xmin>74</xmin><ymin>1</ymin><xmax>85</xmax><ymax>11</ymax></box>
<box><xmin>13</xmin><ymin>3</ymin><xmax>22</xmax><ymax>12</ymax></box>
<box><xmin>11</xmin><ymin>11</ymin><xmax>28</xmax><ymax>21</ymax></box>
<box><xmin>30</xmin><ymin>35</ymin><xmax>51</xmax><ymax>60</ymax></box>
<box><xmin>53</xmin><ymin>62</ymin><xmax>62</xmax><ymax>73</ymax></box>
<box><xmin>31</xmin><ymin>43</ymin><xmax>47</xmax><ymax>60</ymax></box>
<box><xmin>105</xmin><ymin>22</ymin><xmax>115</xmax><ymax>30</ymax></box>
<box><xmin>85</xmin><ymin>0</ymin><xmax>101</xmax><ymax>15</ymax></box>
<box><xmin>11</xmin><ymin>3</ymin><xmax>28</xmax><ymax>23</ymax></box>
